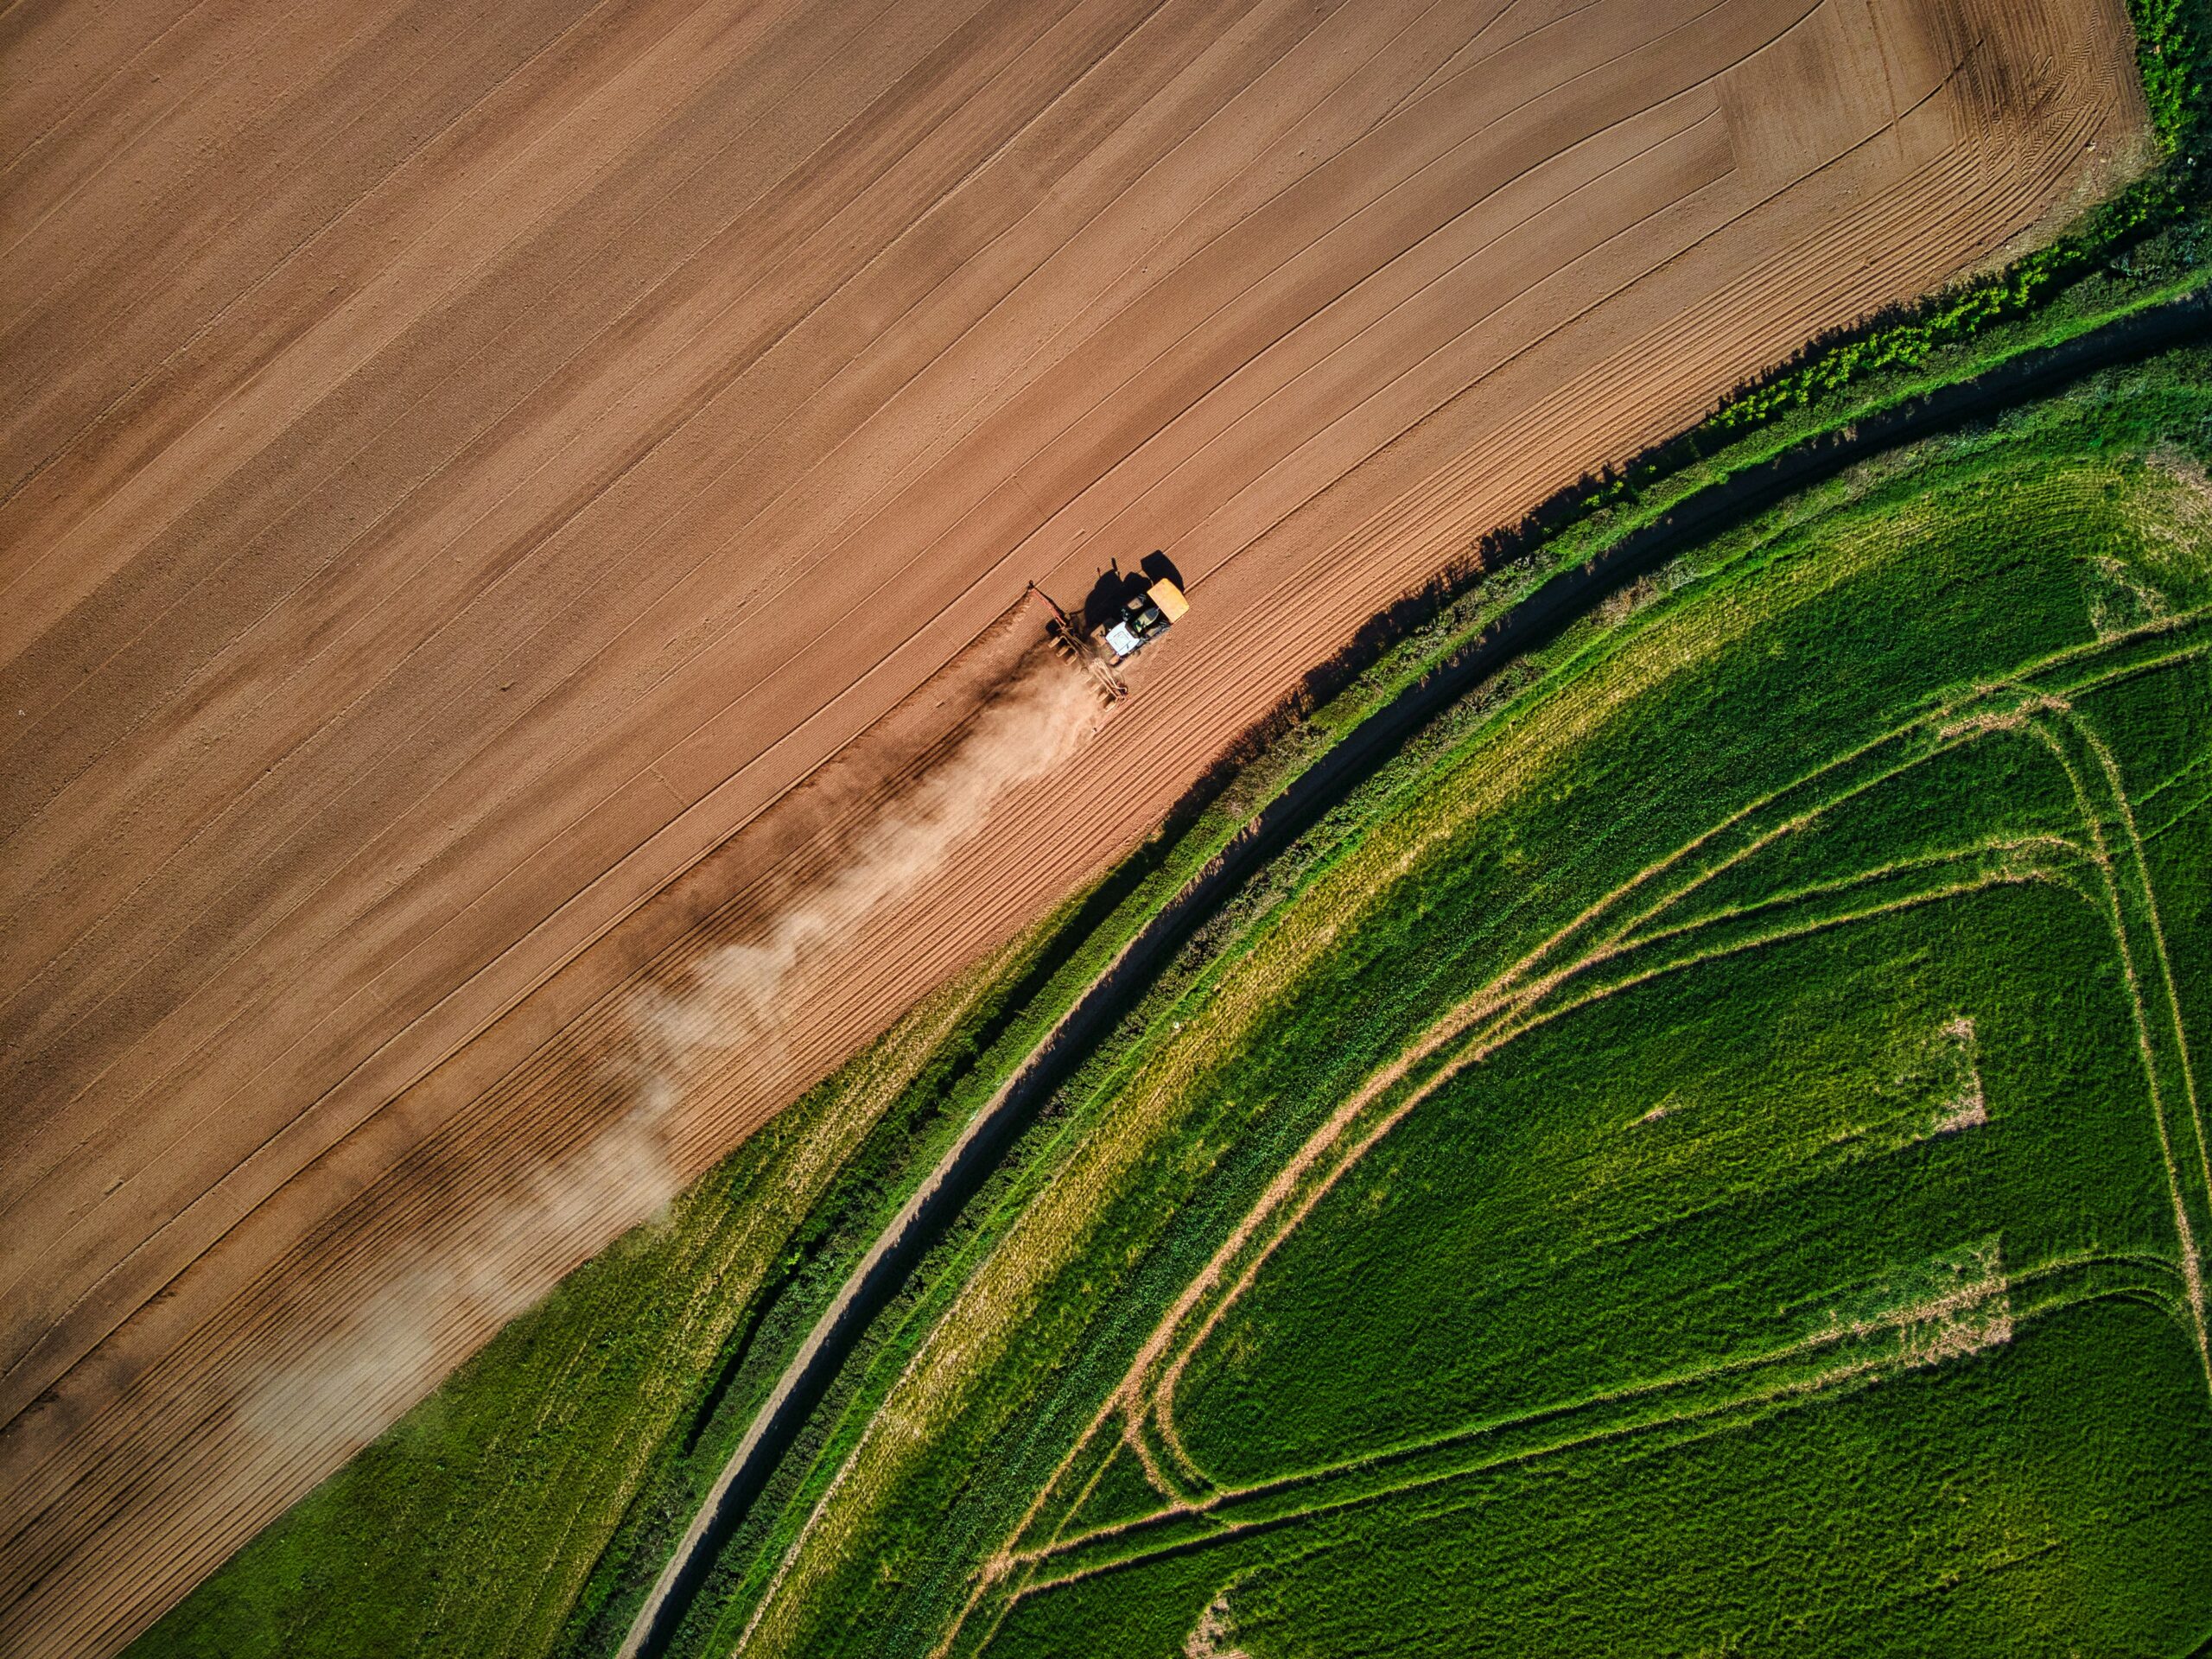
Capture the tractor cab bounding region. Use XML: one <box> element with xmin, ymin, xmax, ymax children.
<box><xmin>1103</xmin><ymin>577</ymin><xmax>1189</xmax><ymax>662</ymax></box>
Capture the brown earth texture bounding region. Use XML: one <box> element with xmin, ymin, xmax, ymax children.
<box><xmin>0</xmin><ymin>0</ymin><xmax>2145</xmax><ymax>1652</ymax></box>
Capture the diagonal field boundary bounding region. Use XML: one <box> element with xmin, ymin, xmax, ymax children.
<box><xmin>624</xmin><ymin>295</ymin><xmax>2212</xmax><ymax>1659</ymax></box>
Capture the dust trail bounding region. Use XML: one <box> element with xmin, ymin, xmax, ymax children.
<box><xmin>237</xmin><ymin>1095</ymin><xmax>680</xmax><ymax>1455</ymax></box>
<box><xmin>239</xmin><ymin>654</ymin><xmax>1102</xmax><ymax>1457</ymax></box>
<box><xmin>627</xmin><ymin>653</ymin><xmax>1105</xmax><ymax>1086</ymax></box>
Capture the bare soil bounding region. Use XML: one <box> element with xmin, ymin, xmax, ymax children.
<box><xmin>0</xmin><ymin>0</ymin><xmax>2143</xmax><ymax>1649</ymax></box>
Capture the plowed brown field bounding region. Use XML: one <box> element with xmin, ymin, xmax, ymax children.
<box><xmin>0</xmin><ymin>0</ymin><xmax>2144</xmax><ymax>1650</ymax></box>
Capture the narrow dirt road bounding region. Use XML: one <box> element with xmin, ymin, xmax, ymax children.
<box><xmin>0</xmin><ymin>0</ymin><xmax>2144</xmax><ymax>1650</ymax></box>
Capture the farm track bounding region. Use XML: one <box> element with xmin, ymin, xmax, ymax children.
<box><xmin>1023</xmin><ymin>1252</ymin><xmax>2160</xmax><ymax>1594</ymax></box>
<box><xmin>0</xmin><ymin>0</ymin><xmax>2146</xmax><ymax>1650</ymax></box>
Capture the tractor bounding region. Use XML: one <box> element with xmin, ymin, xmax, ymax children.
<box><xmin>1029</xmin><ymin>557</ymin><xmax>1189</xmax><ymax>702</ymax></box>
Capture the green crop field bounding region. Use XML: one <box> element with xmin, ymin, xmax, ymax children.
<box><xmin>719</xmin><ymin>349</ymin><xmax>2212</xmax><ymax>1659</ymax></box>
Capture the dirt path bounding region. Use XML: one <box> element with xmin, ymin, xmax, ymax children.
<box><xmin>0</xmin><ymin>0</ymin><xmax>2145</xmax><ymax>1650</ymax></box>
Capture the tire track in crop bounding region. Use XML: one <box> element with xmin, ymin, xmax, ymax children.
<box><xmin>949</xmin><ymin>569</ymin><xmax>2212</xmax><ymax>1659</ymax></box>
<box><xmin>1123</xmin><ymin>652</ymin><xmax>2211</xmax><ymax>1503</ymax></box>
<box><xmin>1015</xmin><ymin>1249</ymin><xmax>2155</xmax><ymax>1600</ymax></box>
<box><xmin>2020</xmin><ymin>694</ymin><xmax>2212</xmax><ymax>1382</ymax></box>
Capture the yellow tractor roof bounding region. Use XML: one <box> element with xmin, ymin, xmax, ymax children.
<box><xmin>1147</xmin><ymin>577</ymin><xmax>1189</xmax><ymax>621</ymax></box>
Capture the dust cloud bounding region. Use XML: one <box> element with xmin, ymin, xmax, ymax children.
<box><xmin>237</xmin><ymin>1096</ymin><xmax>678</xmax><ymax>1454</ymax></box>
<box><xmin>631</xmin><ymin>653</ymin><xmax>1103</xmax><ymax>1078</ymax></box>
<box><xmin>238</xmin><ymin>656</ymin><xmax>1102</xmax><ymax>1457</ymax></box>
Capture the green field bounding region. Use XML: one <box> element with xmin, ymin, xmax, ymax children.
<box><xmin>721</xmin><ymin>349</ymin><xmax>2212</xmax><ymax>1659</ymax></box>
